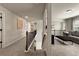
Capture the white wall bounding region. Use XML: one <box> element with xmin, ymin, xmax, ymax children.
<box><xmin>35</xmin><ymin>20</ymin><xmax>43</xmax><ymax>49</ymax></box>
<box><xmin>0</xmin><ymin>5</ymin><xmax>26</xmax><ymax>48</ymax></box>
<box><xmin>42</xmin><ymin>4</ymin><xmax>52</xmax><ymax>56</ymax></box>
<box><xmin>51</xmin><ymin>4</ymin><xmax>65</xmax><ymax>36</ymax></box>
<box><xmin>43</xmin><ymin>8</ymin><xmax>47</xmax><ymax>35</ymax></box>
<box><xmin>30</xmin><ymin>20</ymin><xmax>43</xmax><ymax>49</ymax></box>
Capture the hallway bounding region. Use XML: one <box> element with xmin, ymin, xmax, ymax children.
<box><xmin>0</xmin><ymin>3</ymin><xmax>46</xmax><ymax>56</ymax></box>
<box><xmin>0</xmin><ymin>37</ymin><xmax>46</xmax><ymax>56</ymax></box>
<box><xmin>0</xmin><ymin>37</ymin><xmax>26</xmax><ymax>56</ymax></box>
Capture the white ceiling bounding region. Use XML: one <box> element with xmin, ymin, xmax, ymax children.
<box><xmin>52</xmin><ymin>3</ymin><xmax>79</xmax><ymax>21</ymax></box>
<box><xmin>0</xmin><ymin>3</ymin><xmax>45</xmax><ymax>19</ymax></box>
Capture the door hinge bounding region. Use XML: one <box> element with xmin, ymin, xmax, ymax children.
<box><xmin>0</xmin><ymin>29</ymin><xmax>2</xmax><ymax>31</ymax></box>
<box><xmin>0</xmin><ymin>41</ymin><xmax>2</xmax><ymax>43</ymax></box>
<box><xmin>0</xmin><ymin>16</ymin><xmax>2</xmax><ymax>19</ymax></box>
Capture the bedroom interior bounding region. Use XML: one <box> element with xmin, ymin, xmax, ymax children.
<box><xmin>50</xmin><ymin>3</ymin><xmax>79</xmax><ymax>56</ymax></box>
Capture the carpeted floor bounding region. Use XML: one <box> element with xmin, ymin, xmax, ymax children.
<box><xmin>50</xmin><ymin>37</ymin><xmax>79</xmax><ymax>56</ymax></box>
<box><xmin>0</xmin><ymin>37</ymin><xmax>46</xmax><ymax>56</ymax></box>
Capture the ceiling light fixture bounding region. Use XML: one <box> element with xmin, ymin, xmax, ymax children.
<box><xmin>66</xmin><ymin>9</ymin><xmax>72</xmax><ymax>13</ymax></box>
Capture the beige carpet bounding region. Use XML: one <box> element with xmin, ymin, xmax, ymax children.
<box><xmin>0</xmin><ymin>49</ymin><xmax>46</xmax><ymax>56</ymax></box>
<box><xmin>50</xmin><ymin>37</ymin><xmax>79</xmax><ymax>56</ymax></box>
<box><xmin>0</xmin><ymin>37</ymin><xmax>46</xmax><ymax>56</ymax></box>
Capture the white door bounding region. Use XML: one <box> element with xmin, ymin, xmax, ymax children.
<box><xmin>0</xmin><ymin>14</ymin><xmax>2</xmax><ymax>48</ymax></box>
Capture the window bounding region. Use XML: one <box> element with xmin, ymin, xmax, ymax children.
<box><xmin>73</xmin><ymin>19</ymin><xmax>79</xmax><ymax>31</ymax></box>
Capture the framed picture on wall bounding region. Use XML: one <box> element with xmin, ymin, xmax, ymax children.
<box><xmin>17</xmin><ymin>18</ymin><xmax>23</xmax><ymax>30</ymax></box>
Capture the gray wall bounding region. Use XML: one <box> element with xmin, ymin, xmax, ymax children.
<box><xmin>65</xmin><ymin>18</ymin><xmax>73</xmax><ymax>32</ymax></box>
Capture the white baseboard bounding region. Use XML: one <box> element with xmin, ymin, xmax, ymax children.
<box><xmin>2</xmin><ymin>35</ymin><xmax>25</xmax><ymax>48</ymax></box>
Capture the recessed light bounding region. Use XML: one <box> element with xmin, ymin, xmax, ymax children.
<box><xmin>25</xmin><ymin>16</ymin><xmax>28</xmax><ymax>19</ymax></box>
